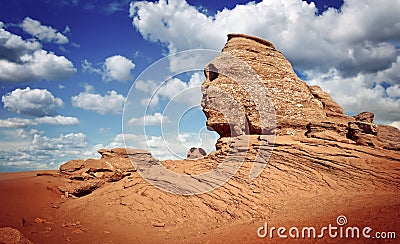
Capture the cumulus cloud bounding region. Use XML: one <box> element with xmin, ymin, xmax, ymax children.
<box><xmin>130</xmin><ymin>0</ymin><xmax>400</xmax><ymax>124</ymax></box>
<box><xmin>30</xmin><ymin>132</ymin><xmax>87</xmax><ymax>151</ymax></box>
<box><xmin>82</xmin><ymin>55</ymin><xmax>135</xmax><ymax>82</ymax></box>
<box><xmin>306</xmin><ymin>69</ymin><xmax>400</xmax><ymax>122</ymax></box>
<box><xmin>0</xmin><ymin>50</ymin><xmax>76</xmax><ymax>83</ymax></box>
<box><xmin>130</xmin><ymin>0</ymin><xmax>400</xmax><ymax>76</ymax></box>
<box><xmin>2</xmin><ymin>87</ymin><xmax>63</xmax><ymax>117</ymax></box>
<box><xmin>0</xmin><ymin>23</ymin><xmax>76</xmax><ymax>83</ymax></box>
<box><xmin>34</xmin><ymin>115</ymin><xmax>79</xmax><ymax>126</ymax></box>
<box><xmin>128</xmin><ymin>112</ymin><xmax>170</xmax><ymax>126</ymax></box>
<box><xmin>0</xmin><ymin>25</ymin><xmax>41</xmax><ymax>63</ymax></box>
<box><xmin>104</xmin><ymin>133</ymin><xmax>139</xmax><ymax>148</ymax></box>
<box><xmin>103</xmin><ymin>55</ymin><xmax>135</xmax><ymax>82</ymax></box>
<box><xmin>0</xmin><ymin>131</ymin><xmax>90</xmax><ymax>171</ymax></box>
<box><xmin>71</xmin><ymin>86</ymin><xmax>126</xmax><ymax>114</ymax></box>
<box><xmin>21</xmin><ymin>17</ymin><xmax>69</xmax><ymax>44</ymax></box>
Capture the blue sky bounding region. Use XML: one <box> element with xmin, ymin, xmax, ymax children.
<box><xmin>0</xmin><ymin>0</ymin><xmax>399</xmax><ymax>171</ymax></box>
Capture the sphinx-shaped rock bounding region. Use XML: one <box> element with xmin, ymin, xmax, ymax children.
<box><xmin>201</xmin><ymin>34</ymin><xmax>349</xmax><ymax>137</ymax></box>
<box><xmin>201</xmin><ymin>34</ymin><xmax>400</xmax><ymax>151</ymax></box>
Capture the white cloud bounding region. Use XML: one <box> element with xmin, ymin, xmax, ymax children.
<box><xmin>82</xmin><ymin>55</ymin><xmax>135</xmax><ymax>82</ymax></box>
<box><xmin>128</xmin><ymin>112</ymin><xmax>169</xmax><ymax>126</ymax></box>
<box><xmin>134</xmin><ymin>79</ymin><xmax>158</xmax><ymax>93</ymax></box>
<box><xmin>106</xmin><ymin>133</ymin><xmax>138</xmax><ymax>148</ymax></box>
<box><xmin>2</xmin><ymin>87</ymin><xmax>63</xmax><ymax>117</ymax></box>
<box><xmin>0</xmin><ymin>131</ymin><xmax>91</xmax><ymax>171</ymax></box>
<box><xmin>0</xmin><ymin>23</ymin><xmax>76</xmax><ymax>82</ymax></box>
<box><xmin>0</xmin><ymin>118</ymin><xmax>34</xmax><ymax>128</ymax></box>
<box><xmin>0</xmin><ymin>25</ymin><xmax>41</xmax><ymax>62</ymax></box>
<box><xmin>387</xmin><ymin>85</ymin><xmax>400</xmax><ymax>98</ymax></box>
<box><xmin>82</xmin><ymin>59</ymin><xmax>101</xmax><ymax>74</ymax></box>
<box><xmin>129</xmin><ymin>0</ymin><xmax>400</xmax><ymax>124</ymax></box>
<box><xmin>0</xmin><ymin>116</ymin><xmax>79</xmax><ymax>128</ymax></box>
<box><xmin>34</xmin><ymin>115</ymin><xmax>79</xmax><ymax>126</ymax></box>
<box><xmin>16</xmin><ymin>129</ymin><xmax>43</xmax><ymax>139</ymax></box>
<box><xmin>306</xmin><ymin>68</ymin><xmax>400</xmax><ymax>121</ymax></box>
<box><xmin>71</xmin><ymin>87</ymin><xmax>126</xmax><ymax>114</ymax></box>
<box><xmin>30</xmin><ymin>132</ymin><xmax>87</xmax><ymax>151</ymax></box>
<box><xmin>0</xmin><ymin>49</ymin><xmax>76</xmax><ymax>83</ymax></box>
<box><xmin>130</xmin><ymin>0</ymin><xmax>400</xmax><ymax>76</ymax></box>
<box><xmin>21</xmin><ymin>17</ymin><xmax>69</xmax><ymax>44</ymax></box>
<box><xmin>103</xmin><ymin>55</ymin><xmax>135</xmax><ymax>82</ymax></box>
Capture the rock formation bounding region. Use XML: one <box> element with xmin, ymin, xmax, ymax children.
<box><xmin>187</xmin><ymin>147</ymin><xmax>207</xmax><ymax>159</ymax></box>
<box><xmin>202</xmin><ymin>33</ymin><xmax>400</xmax><ymax>150</ymax></box>
<box><xmin>49</xmin><ymin>33</ymin><xmax>400</xmax><ymax>243</ymax></box>
<box><xmin>58</xmin><ymin>148</ymin><xmax>137</xmax><ymax>197</ymax></box>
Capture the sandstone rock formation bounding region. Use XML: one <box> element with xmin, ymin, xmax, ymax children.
<box><xmin>202</xmin><ymin>33</ymin><xmax>400</xmax><ymax>150</ymax></box>
<box><xmin>58</xmin><ymin>148</ymin><xmax>137</xmax><ymax>197</ymax></box>
<box><xmin>202</xmin><ymin>33</ymin><xmax>336</xmax><ymax>137</ymax></box>
<box><xmin>187</xmin><ymin>147</ymin><xmax>207</xmax><ymax>159</ymax></box>
<box><xmin>48</xmin><ymin>34</ymin><xmax>400</xmax><ymax>243</ymax></box>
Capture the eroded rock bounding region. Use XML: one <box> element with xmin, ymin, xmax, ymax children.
<box><xmin>353</xmin><ymin>111</ymin><xmax>375</xmax><ymax>123</ymax></box>
<box><xmin>202</xmin><ymin>33</ymin><xmax>336</xmax><ymax>136</ymax></box>
<box><xmin>187</xmin><ymin>148</ymin><xmax>207</xmax><ymax>159</ymax></box>
<box><xmin>202</xmin><ymin>34</ymin><xmax>398</xmax><ymax>150</ymax></box>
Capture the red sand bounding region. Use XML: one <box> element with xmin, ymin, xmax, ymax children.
<box><xmin>0</xmin><ymin>170</ymin><xmax>399</xmax><ymax>243</ymax></box>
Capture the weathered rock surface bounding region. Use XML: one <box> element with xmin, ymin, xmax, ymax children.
<box><xmin>202</xmin><ymin>33</ymin><xmax>400</xmax><ymax>150</ymax></box>
<box><xmin>48</xmin><ymin>34</ymin><xmax>400</xmax><ymax>243</ymax></box>
<box><xmin>187</xmin><ymin>147</ymin><xmax>207</xmax><ymax>159</ymax></box>
<box><xmin>0</xmin><ymin>227</ymin><xmax>32</xmax><ymax>244</ymax></box>
<box><xmin>201</xmin><ymin>33</ymin><xmax>345</xmax><ymax>137</ymax></box>
<box><xmin>353</xmin><ymin>111</ymin><xmax>375</xmax><ymax>123</ymax></box>
<box><xmin>58</xmin><ymin>148</ymin><xmax>140</xmax><ymax>197</ymax></box>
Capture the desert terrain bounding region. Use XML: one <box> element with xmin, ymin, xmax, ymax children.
<box><xmin>1</xmin><ymin>34</ymin><xmax>399</xmax><ymax>243</ymax></box>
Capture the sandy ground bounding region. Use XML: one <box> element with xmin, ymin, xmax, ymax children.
<box><xmin>0</xmin><ymin>170</ymin><xmax>399</xmax><ymax>243</ymax></box>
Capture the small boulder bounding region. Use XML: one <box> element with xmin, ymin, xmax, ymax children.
<box><xmin>187</xmin><ymin>147</ymin><xmax>207</xmax><ymax>159</ymax></box>
<box><xmin>34</xmin><ymin>217</ymin><xmax>45</xmax><ymax>224</ymax></box>
<box><xmin>353</xmin><ymin>111</ymin><xmax>374</xmax><ymax>123</ymax></box>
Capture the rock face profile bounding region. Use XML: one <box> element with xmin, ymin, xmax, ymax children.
<box><xmin>201</xmin><ymin>34</ymin><xmax>346</xmax><ymax>137</ymax></box>
<box><xmin>14</xmin><ymin>34</ymin><xmax>398</xmax><ymax>243</ymax></box>
<box><xmin>202</xmin><ymin>33</ymin><xmax>400</xmax><ymax>150</ymax></box>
